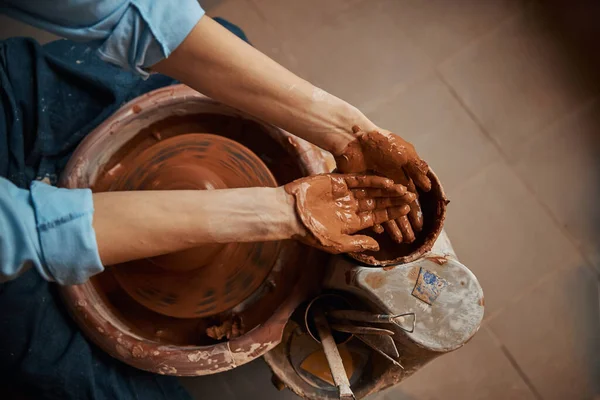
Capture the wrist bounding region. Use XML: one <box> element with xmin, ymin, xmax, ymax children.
<box><xmin>273</xmin><ymin>186</ymin><xmax>306</xmax><ymax>239</ymax></box>
<box><xmin>327</xmin><ymin>102</ymin><xmax>379</xmax><ymax>156</ymax></box>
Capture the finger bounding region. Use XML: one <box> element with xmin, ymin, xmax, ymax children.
<box><xmin>387</xmin><ymin>204</ymin><xmax>411</xmax><ymax>219</ymax></box>
<box><xmin>341</xmin><ymin>235</ymin><xmax>379</xmax><ymax>253</ymax></box>
<box><xmin>372</xmin><ymin>224</ymin><xmax>384</xmax><ymax>234</ymax></box>
<box><xmin>406</xmin><ymin>163</ymin><xmax>431</xmax><ymax>192</ymax></box>
<box><xmin>377</xmin><ymin>206</ymin><xmax>411</xmax><ymax>224</ymax></box>
<box><xmin>357</xmin><ymin>208</ymin><xmax>395</xmax><ymax>231</ymax></box>
<box><xmin>384</xmin><ymin>220</ymin><xmax>403</xmax><ymax>243</ymax></box>
<box><xmin>384</xmin><ymin>184</ymin><xmax>408</xmax><ymax>196</ymax></box>
<box><xmin>344</xmin><ymin>174</ymin><xmax>395</xmax><ymax>189</ymax></box>
<box><xmin>408</xmin><ymin>197</ymin><xmax>424</xmax><ymax>232</ymax></box>
<box><xmin>400</xmin><ymin>192</ymin><xmax>417</xmax><ymax>204</ymax></box>
<box><xmin>329</xmin><ymin>175</ymin><xmax>349</xmax><ymax>197</ymax></box>
<box><xmin>358</xmin><ymin>197</ymin><xmax>414</xmax><ymax>212</ymax></box>
<box><xmin>358</xmin><ymin>197</ymin><xmax>413</xmax><ymax>212</ymax></box>
<box><xmin>397</xmin><ymin>216</ymin><xmax>415</xmax><ymax>243</ymax></box>
<box><xmin>353</xmin><ymin>186</ymin><xmax>407</xmax><ymax>199</ymax></box>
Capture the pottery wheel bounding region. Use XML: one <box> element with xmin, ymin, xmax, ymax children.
<box><xmin>109</xmin><ymin>133</ymin><xmax>281</xmax><ymax>319</ymax></box>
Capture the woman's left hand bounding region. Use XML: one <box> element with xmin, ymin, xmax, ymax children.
<box><xmin>284</xmin><ymin>174</ymin><xmax>415</xmax><ymax>254</ymax></box>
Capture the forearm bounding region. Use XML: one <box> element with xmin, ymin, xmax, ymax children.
<box><xmin>153</xmin><ymin>16</ymin><xmax>377</xmax><ymax>155</ymax></box>
<box><xmin>93</xmin><ymin>186</ymin><xmax>301</xmax><ymax>266</ymax></box>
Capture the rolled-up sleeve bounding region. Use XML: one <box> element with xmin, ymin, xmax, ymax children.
<box><xmin>0</xmin><ymin>177</ymin><xmax>103</xmax><ymax>285</ymax></box>
<box><xmin>0</xmin><ymin>0</ymin><xmax>205</xmax><ymax>77</ymax></box>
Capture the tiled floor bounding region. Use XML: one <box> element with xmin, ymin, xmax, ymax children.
<box><xmin>4</xmin><ymin>0</ymin><xmax>599</xmax><ymax>399</ymax></box>
<box><xmin>196</xmin><ymin>1</ymin><xmax>600</xmax><ymax>399</ymax></box>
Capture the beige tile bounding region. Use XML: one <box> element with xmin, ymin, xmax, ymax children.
<box><xmin>254</xmin><ymin>0</ymin><xmax>433</xmax><ymax>110</ymax></box>
<box><xmin>514</xmin><ymin>98</ymin><xmax>600</xmax><ymax>273</ymax></box>
<box><xmin>207</xmin><ymin>0</ymin><xmax>296</xmax><ymax>71</ymax></box>
<box><xmin>439</xmin><ymin>3</ymin><xmax>597</xmax><ymax>158</ymax></box>
<box><xmin>199</xmin><ymin>0</ymin><xmax>225</xmax><ymax>12</ymax></box>
<box><xmin>365</xmin><ymin>75</ymin><xmax>502</xmax><ymax>193</ymax></box>
<box><xmin>248</xmin><ymin>0</ymin><xmax>365</xmax><ymax>38</ymax></box>
<box><xmin>390</xmin><ymin>327</ymin><xmax>536</xmax><ymax>400</ymax></box>
<box><xmin>391</xmin><ymin>0</ymin><xmax>524</xmax><ymax>64</ymax></box>
<box><xmin>489</xmin><ymin>266</ymin><xmax>600</xmax><ymax>400</ymax></box>
<box><xmin>444</xmin><ymin>161</ymin><xmax>584</xmax><ymax>318</ymax></box>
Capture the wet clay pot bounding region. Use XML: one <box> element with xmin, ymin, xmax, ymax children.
<box><xmin>59</xmin><ymin>84</ymin><xmax>332</xmax><ymax>376</ymax></box>
<box><xmin>348</xmin><ymin>170</ymin><xmax>448</xmax><ymax>266</ymax></box>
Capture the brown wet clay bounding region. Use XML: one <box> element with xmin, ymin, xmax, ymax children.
<box><xmin>206</xmin><ymin>316</ymin><xmax>245</xmax><ymax>340</ymax></box>
<box><xmin>100</xmin><ymin>133</ymin><xmax>280</xmax><ymax>319</ymax></box>
<box><xmin>335</xmin><ymin>128</ymin><xmax>430</xmax><ymax>192</ymax></box>
<box><xmin>349</xmin><ymin>170</ymin><xmax>448</xmax><ymax>266</ymax></box>
<box><xmin>58</xmin><ymin>85</ymin><xmax>332</xmax><ymax>375</ymax></box>
<box><xmin>426</xmin><ymin>255</ymin><xmax>448</xmax><ymax>266</ymax></box>
<box><xmin>335</xmin><ymin>128</ymin><xmax>432</xmax><ymax>247</ymax></box>
<box><xmin>284</xmin><ymin>174</ymin><xmax>410</xmax><ymax>254</ymax></box>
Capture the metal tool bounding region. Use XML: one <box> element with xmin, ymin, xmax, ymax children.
<box><xmin>328</xmin><ymin>310</ymin><xmax>416</xmax><ymax>333</ymax></box>
<box><xmin>355</xmin><ymin>334</ymin><xmax>403</xmax><ymax>369</ymax></box>
<box><xmin>329</xmin><ymin>323</ymin><xmax>395</xmax><ymax>336</ymax></box>
<box><xmin>313</xmin><ymin>307</ymin><xmax>356</xmax><ymax>400</ymax></box>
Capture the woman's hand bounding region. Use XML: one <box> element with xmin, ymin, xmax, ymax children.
<box><xmin>284</xmin><ymin>174</ymin><xmax>415</xmax><ymax>254</ymax></box>
<box><xmin>334</xmin><ymin>127</ymin><xmax>431</xmax><ymax>244</ymax></box>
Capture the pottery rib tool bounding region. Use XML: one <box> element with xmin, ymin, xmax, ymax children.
<box><xmin>328</xmin><ymin>310</ymin><xmax>416</xmax><ymax>333</ymax></box>
<box><xmin>329</xmin><ymin>323</ymin><xmax>394</xmax><ymax>337</ymax></box>
<box><xmin>354</xmin><ymin>334</ymin><xmax>403</xmax><ymax>369</ymax></box>
<box><xmin>313</xmin><ymin>307</ymin><xmax>356</xmax><ymax>400</ymax></box>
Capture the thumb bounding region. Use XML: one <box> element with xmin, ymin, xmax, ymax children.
<box><xmin>341</xmin><ymin>235</ymin><xmax>380</xmax><ymax>253</ymax></box>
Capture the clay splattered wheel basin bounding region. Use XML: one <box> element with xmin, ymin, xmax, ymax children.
<box><xmin>58</xmin><ymin>84</ymin><xmax>333</xmax><ymax>375</ymax></box>
<box><xmin>110</xmin><ymin>134</ymin><xmax>280</xmax><ymax>319</ymax></box>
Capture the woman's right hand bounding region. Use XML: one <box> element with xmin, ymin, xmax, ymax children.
<box><xmin>334</xmin><ymin>127</ymin><xmax>431</xmax><ymax>244</ymax></box>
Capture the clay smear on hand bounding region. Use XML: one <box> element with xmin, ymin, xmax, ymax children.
<box><xmin>284</xmin><ymin>174</ymin><xmax>415</xmax><ymax>254</ymax></box>
<box><xmin>337</xmin><ymin>128</ymin><xmax>430</xmax><ymax>191</ymax></box>
<box><xmin>334</xmin><ymin>128</ymin><xmax>431</xmax><ymax>244</ymax></box>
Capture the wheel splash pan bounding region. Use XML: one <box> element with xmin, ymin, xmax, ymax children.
<box><xmin>59</xmin><ymin>84</ymin><xmax>332</xmax><ymax>376</ymax></box>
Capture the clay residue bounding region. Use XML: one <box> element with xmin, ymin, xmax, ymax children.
<box><xmin>364</xmin><ymin>272</ymin><xmax>386</xmax><ymax>289</ymax></box>
<box><xmin>206</xmin><ymin>316</ymin><xmax>245</xmax><ymax>341</ymax></box>
<box><xmin>408</xmin><ymin>266</ymin><xmax>420</xmax><ymax>281</ymax></box>
<box><xmin>427</xmin><ymin>255</ymin><xmax>448</xmax><ymax>265</ymax></box>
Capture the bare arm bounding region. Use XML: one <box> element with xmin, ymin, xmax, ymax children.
<box><xmin>153</xmin><ymin>16</ymin><xmax>378</xmax><ymax>156</ymax></box>
<box><xmin>93</xmin><ymin>175</ymin><xmax>411</xmax><ymax>265</ymax></box>
<box><xmin>93</xmin><ymin>186</ymin><xmax>298</xmax><ymax>266</ymax></box>
<box><xmin>152</xmin><ymin>17</ymin><xmax>432</xmax><ymax>245</ymax></box>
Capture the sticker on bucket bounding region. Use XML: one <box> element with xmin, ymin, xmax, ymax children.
<box><xmin>411</xmin><ymin>267</ymin><xmax>448</xmax><ymax>305</ymax></box>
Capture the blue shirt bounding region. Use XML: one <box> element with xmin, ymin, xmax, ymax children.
<box><xmin>1</xmin><ymin>0</ymin><xmax>205</xmax><ymax>76</ymax></box>
<box><xmin>0</xmin><ymin>0</ymin><xmax>205</xmax><ymax>284</ymax></box>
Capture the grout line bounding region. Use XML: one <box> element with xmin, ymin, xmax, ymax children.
<box><xmin>244</xmin><ymin>0</ymin><xmax>300</xmax><ymax>69</ymax></box>
<box><xmin>435</xmin><ymin>71</ymin><xmax>507</xmax><ymax>158</ymax></box>
<box><xmin>485</xmin><ymin>329</ymin><xmax>545</xmax><ymax>400</ymax></box>
<box><xmin>482</xmin><ymin>263</ymin><xmax>570</xmax><ymax>326</ymax></box>
<box><xmin>438</xmin><ymin>67</ymin><xmax>600</xmax><ymax>276</ymax></box>
<box><xmin>499</xmin><ymin>346</ymin><xmax>545</xmax><ymax>400</ymax></box>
